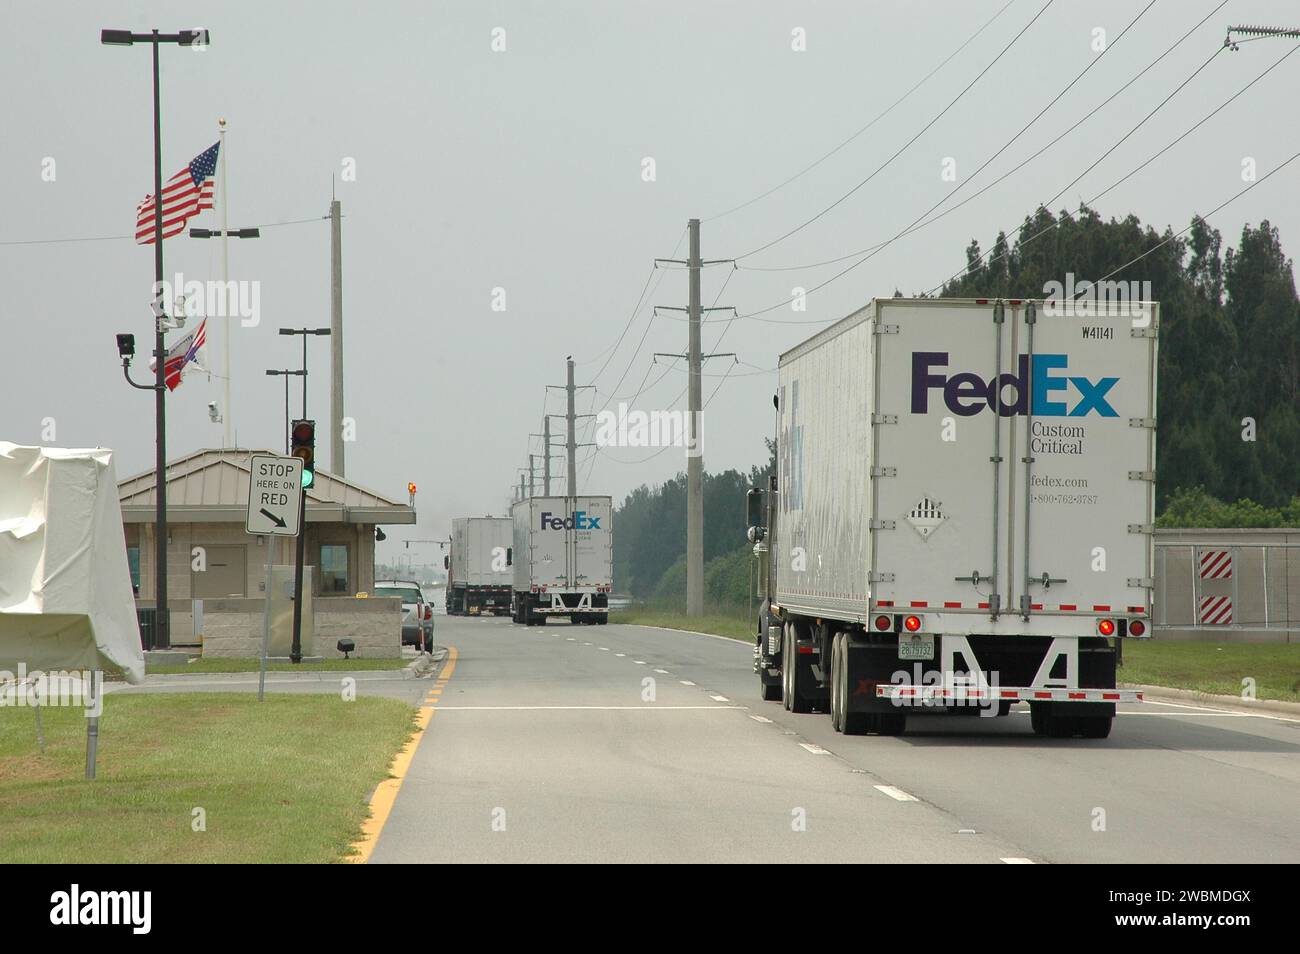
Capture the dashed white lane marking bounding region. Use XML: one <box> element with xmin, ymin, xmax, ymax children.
<box><xmin>653</xmin><ymin>669</ymin><xmax>669</xmax><ymax>674</ymax></box>
<box><xmin>799</xmin><ymin>743</ymin><xmax>830</xmax><ymax>755</ymax></box>
<box><xmin>566</xmin><ymin>637</ymin><xmax>576</xmax><ymax>641</ymax></box>
<box><xmin>600</xmin><ymin>647</ymin><xmax>609</xmax><ymax>651</ymax></box>
<box><xmin>874</xmin><ymin>785</ymin><xmax>918</xmax><ymax>802</ymax></box>
<box><xmin>428</xmin><ymin>705</ymin><xmax>744</xmax><ymax>711</ymax></box>
<box><xmin>710</xmin><ymin>694</ymin><xmax>730</xmax><ymax>702</ymax></box>
<box><xmin>680</xmin><ymin>680</ymin><xmax>696</xmax><ymax>686</ymax></box>
<box><xmin>584</xmin><ymin>642</ymin><xmax>592</xmax><ymax>646</ymax></box>
<box><xmin>615</xmin><ymin>653</ymin><xmax>626</xmax><ymax>658</ymax></box>
<box><xmin>1000</xmin><ymin>857</ymin><xmax>1035</xmax><ymax>864</ymax></box>
<box><xmin>634</xmin><ymin>660</ymin><xmax>646</xmax><ymax>665</ymax></box>
<box><xmin>750</xmin><ymin>715</ymin><xmax>773</xmax><ymax>723</ymax></box>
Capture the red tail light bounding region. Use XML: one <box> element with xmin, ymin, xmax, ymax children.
<box><xmin>424</xmin><ymin>606</ymin><xmax>432</xmax><ymax>620</ymax></box>
<box><xmin>874</xmin><ymin>615</ymin><xmax>892</xmax><ymax>631</ymax></box>
<box><xmin>1097</xmin><ymin>618</ymin><xmax>1116</xmax><ymax>636</ymax></box>
<box><xmin>903</xmin><ymin>615</ymin><xmax>922</xmax><ymax>632</ymax></box>
<box><xmin>1128</xmin><ymin>619</ymin><xmax>1145</xmax><ymax>637</ymax></box>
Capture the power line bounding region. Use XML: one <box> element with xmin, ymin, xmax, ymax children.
<box><xmin>925</xmin><ymin>34</ymin><xmax>1298</xmax><ymax>295</ymax></box>
<box><xmin>732</xmin><ymin>0</ymin><xmax>1057</xmax><ymax>262</ymax></box>
<box><xmin>702</xmin><ymin>0</ymin><xmax>1020</xmax><ymax>223</ymax></box>
<box><xmin>741</xmin><ymin>0</ymin><xmax>1205</xmax><ymax>275</ymax></box>
<box><xmin>731</xmin><ymin>22</ymin><xmax>1252</xmax><ymax>325</ymax></box>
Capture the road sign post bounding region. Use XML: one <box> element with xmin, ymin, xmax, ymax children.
<box><xmin>246</xmin><ymin>455</ymin><xmax>303</xmax><ymax>699</ymax></box>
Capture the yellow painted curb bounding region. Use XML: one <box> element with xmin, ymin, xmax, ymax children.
<box><xmin>347</xmin><ymin>646</ymin><xmax>457</xmax><ymax>863</ymax></box>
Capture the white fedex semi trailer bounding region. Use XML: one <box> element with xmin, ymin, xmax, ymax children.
<box><xmin>747</xmin><ymin>297</ymin><xmax>1157</xmax><ymax>738</ymax></box>
<box><xmin>510</xmin><ymin>496</ymin><xmax>613</xmax><ymax>625</ymax></box>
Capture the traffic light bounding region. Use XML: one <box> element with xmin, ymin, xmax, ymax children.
<box><xmin>291</xmin><ymin>419</ymin><xmax>316</xmax><ymax>488</ymax></box>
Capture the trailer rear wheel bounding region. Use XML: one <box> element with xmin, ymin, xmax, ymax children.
<box><xmin>829</xmin><ymin>633</ymin><xmax>844</xmax><ymax>732</ymax></box>
<box><xmin>831</xmin><ymin>632</ymin><xmax>869</xmax><ymax>735</ymax></box>
<box><xmin>1077</xmin><ymin>716</ymin><xmax>1113</xmax><ymax>739</ymax></box>
<box><xmin>869</xmin><ymin>713</ymin><xmax>907</xmax><ymax>735</ymax></box>
<box><xmin>782</xmin><ymin>624</ymin><xmax>812</xmax><ymax>713</ymax></box>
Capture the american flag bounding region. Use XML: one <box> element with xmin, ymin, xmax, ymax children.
<box><xmin>135</xmin><ymin>142</ymin><xmax>220</xmax><ymax>244</ymax></box>
<box><xmin>150</xmin><ymin>318</ymin><xmax>208</xmax><ymax>391</ymax></box>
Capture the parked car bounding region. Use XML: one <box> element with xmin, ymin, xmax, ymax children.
<box><xmin>373</xmin><ymin>579</ymin><xmax>435</xmax><ymax>650</ymax></box>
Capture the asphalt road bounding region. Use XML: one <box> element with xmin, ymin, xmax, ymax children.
<box><xmin>366</xmin><ymin>615</ymin><xmax>1300</xmax><ymax>864</ymax></box>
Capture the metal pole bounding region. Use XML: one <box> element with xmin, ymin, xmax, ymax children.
<box><xmin>566</xmin><ymin>358</ymin><xmax>577</xmax><ymax>498</ymax></box>
<box><xmin>529</xmin><ymin>454</ymin><xmax>536</xmax><ymax>496</ymax></box>
<box><xmin>219</xmin><ymin>119</ymin><xmax>232</xmax><ymax>448</ymax></box>
<box><xmin>330</xmin><ymin>199</ymin><xmax>345</xmax><ymax>476</ymax></box>
<box><xmin>291</xmin><ymin>343</ymin><xmax>309</xmax><ymax>664</ymax></box>
<box><xmin>284</xmin><ymin>374</ymin><xmax>290</xmax><ymax>453</ymax></box>
<box><xmin>258</xmin><ymin>537</ymin><xmax>273</xmax><ymax>700</ymax></box>
<box><xmin>543</xmin><ymin>417</ymin><xmax>551</xmax><ymax>495</ymax></box>
<box><xmin>84</xmin><ymin>673</ymin><xmax>100</xmax><ymax>780</ymax></box>
<box><xmin>686</xmin><ymin>217</ymin><xmax>703</xmax><ymax>617</ymax></box>
<box><xmin>151</xmin><ymin>31</ymin><xmax>170</xmax><ymax>648</ymax></box>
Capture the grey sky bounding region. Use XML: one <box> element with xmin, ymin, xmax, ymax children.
<box><xmin>3</xmin><ymin>0</ymin><xmax>1297</xmax><ymax>566</ymax></box>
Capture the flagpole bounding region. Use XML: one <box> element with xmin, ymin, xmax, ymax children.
<box><xmin>219</xmin><ymin>118</ymin><xmax>232</xmax><ymax>449</ymax></box>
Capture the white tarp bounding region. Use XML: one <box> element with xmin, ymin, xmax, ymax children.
<box><xmin>0</xmin><ymin>443</ymin><xmax>144</xmax><ymax>684</ymax></box>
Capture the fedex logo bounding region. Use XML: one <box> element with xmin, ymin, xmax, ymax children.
<box><xmin>911</xmin><ymin>352</ymin><xmax>1118</xmax><ymax>418</ymax></box>
<box><xmin>540</xmin><ymin>510</ymin><xmax>601</xmax><ymax>530</ymax></box>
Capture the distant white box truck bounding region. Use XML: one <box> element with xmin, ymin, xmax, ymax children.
<box><xmin>510</xmin><ymin>496</ymin><xmax>613</xmax><ymax>625</ymax></box>
<box><xmin>747</xmin><ymin>297</ymin><xmax>1157</xmax><ymax>738</ymax></box>
<box><xmin>445</xmin><ymin>516</ymin><xmax>513</xmax><ymax>616</ymax></box>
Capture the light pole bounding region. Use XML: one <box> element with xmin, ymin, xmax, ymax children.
<box><xmin>265</xmin><ymin>369</ymin><xmax>305</xmax><ymax>453</ymax></box>
<box><xmin>103</xmin><ymin>26</ymin><xmax>210</xmax><ymax>651</ymax></box>
<box><xmin>191</xmin><ymin>225</ymin><xmax>258</xmax><ymax>447</ymax></box>
<box><xmin>278</xmin><ymin>328</ymin><xmax>330</xmax><ymax>663</ymax></box>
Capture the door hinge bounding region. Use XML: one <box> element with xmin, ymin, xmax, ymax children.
<box><xmin>869</xmin><ymin>571</ymin><xmax>895</xmax><ymax>583</ymax></box>
<box><xmin>1128</xmin><ymin>417</ymin><xmax>1157</xmax><ymax>429</ymax></box>
<box><xmin>874</xmin><ymin>323</ymin><xmax>900</xmax><ymax>335</ymax></box>
<box><xmin>1127</xmin><ymin>523</ymin><xmax>1154</xmax><ymax>534</ymax></box>
<box><xmin>1128</xmin><ymin>469</ymin><xmax>1156</xmax><ymax>481</ymax></box>
<box><xmin>993</xmin><ymin>301</ymin><xmax>1005</xmax><ymax>324</ymax></box>
<box><xmin>1127</xmin><ymin>577</ymin><xmax>1154</xmax><ymax>588</ymax></box>
<box><xmin>871</xmin><ymin>412</ymin><xmax>898</xmax><ymax>425</ymax></box>
<box><xmin>1130</xmin><ymin>327</ymin><xmax>1157</xmax><ymax>338</ymax></box>
<box><xmin>870</xmin><ymin>466</ymin><xmax>897</xmax><ymax>478</ymax></box>
<box><xmin>869</xmin><ymin>519</ymin><xmax>896</xmax><ymax>530</ymax></box>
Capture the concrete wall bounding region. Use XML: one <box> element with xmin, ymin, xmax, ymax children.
<box><xmin>199</xmin><ymin>596</ymin><xmax>403</xmax><ymax>658</ymax></box>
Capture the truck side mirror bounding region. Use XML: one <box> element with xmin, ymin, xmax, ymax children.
<box><xmin>746</xmin><ymin>487</ymin><xmax>766</xmax><ymax>541</ymax></box>
<box><xmin>506</xmin><ymin>547</ymin><xmax>512</xmax><ymax>566</ymax></box>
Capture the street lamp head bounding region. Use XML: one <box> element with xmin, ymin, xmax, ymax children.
<box><xmin>116</xmin><ymin>333</ymin><xmax>135</xmax><ymax>359</ymax></box>
<box><xmin>177</xmin><ymin>29</ymin><xmax>210</xmax><ymax>47</ymax></box>
<box><xmin>101</xmin><ymin>29</ymin><xmax>135</xmax><ymax>46</ymax></box>
<box><xmin>189</xmin><ymin>227</ymin><xmax>213</xmax><ymax>238</ymax></box>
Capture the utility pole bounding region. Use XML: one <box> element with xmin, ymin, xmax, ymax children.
<box><xmin>329</xmin><ymin>197</ymin><xmax>345</xmax><ymax>476</ymax></box>
<box><xmin>531</xmin><ymin>419</ymin><xmax>553</xmax><ymax>495</ymax></box>
<box><xmin>546</xmin><ymin>359</ymin><xmax>595</xmax><ymax>500</ymax></box>
<box><xmin>528</xmin><ymin>454</ymin><xmax>536</xmax><ymax>496</ymax></box>
<box><xmin>655</xmin><ymin>218</ymin><xmax>734</xmax><ymax>616</ymax></box>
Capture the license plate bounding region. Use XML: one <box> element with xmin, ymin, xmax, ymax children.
<box><xmin>898</xmin><ymin>634</ymin><xmax>934</xmax><ymax>660</ymax></box>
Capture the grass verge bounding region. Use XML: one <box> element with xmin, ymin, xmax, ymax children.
<box><xmin>0</xmin><ymin>692</ymin><xmax>416</xmax><ymax>862</ymax></box>
<box><xmin>146</xmin><ymin>657</ymin><xmax>412</xmax><ymax>675</ymax></box>
<box><xmin>613</xmin><ymin>610</ymin><xmax>1299</xmax><ymax>703</ymax></box>
<box><xmin>1118</xmin><ymin>640</ymin><xmax>1299</xmax><ymax>703</ymax></box>
<box><xmin>611</xmin><ymin>608</ymin><xmax>752</xmax><ymax>640</ymax></box>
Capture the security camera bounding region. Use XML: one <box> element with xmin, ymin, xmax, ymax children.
<box><xmin>207</xmin><ymin>401</ymin><xmax>222</xmax><ymax>423</ymax></box>
<box><xmin>116</xmin><ymin>333</ymin><xmax>135</xmax><ymax>359</ymax></box>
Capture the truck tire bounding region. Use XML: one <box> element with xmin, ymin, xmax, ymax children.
<box><xmin>783</xmin><ymin>623</ymin><xmax>812</xmax><ymax>714</ymax></box>
<box><xmin>829</xmin><ymin>633</ymin><xmax>843</xmax><ymax>732</ymax></box>
<box><xmin>1077</xmin><ymin>716</ymin><xmax>1113</xmax><ymax>739</ymax></box>
<box><xmin>870</xmin><ymin>713</ymin><xmax>907</xmax><ymax>735</ymax></box>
